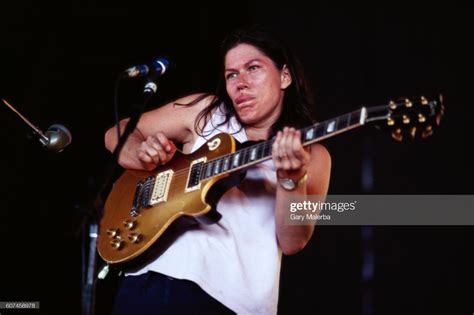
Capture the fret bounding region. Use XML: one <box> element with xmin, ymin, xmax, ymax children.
<box><xmin>232</xmin><ymin>152</ymin><xmax>241</xmax><ymax>167</ymax></box>
<box><xmin>199</xmin><ymin>163</ymin><xmax>206</xmax><ymax>180</ymax></box>
<box><xmin>263</xmin><ymin>142</ymin><xmax>272</xmax><ymax>157</ymax></box>
<box><xmin>315</xmin><ymin>123</ymin><xmax>325</xmax><ymax>138</ymax></box>
<box><xmin>256</xmin><ymin>143</ymin><xmax>265</xmax><ymax>160</ymax></box>
<box><xmin>222</xmin><ymin>156</ymin><xmax>230</xmax><ymax>171</ymax></box>
<box><xmin>249</xmin><ymin>146</ymin><xmax>258</xmax><ymax>161</ymax></box>
<box><xmin>349</xmin><ymin>110</ymin><xmax>361</xmax><ymax>125</ymax></box>
<box><xmin>304</xmin><ymin>127</ymin><xmax>315</xmax><ymax>142</ymax></box>
<box><xmin>242</xmin><ymin>147</ymin><xmax>249</xmax><ymax>165</ymax></box>
<box><xmin>205</xmin><ymin>161</ymin><xmax>212</xmax><ymax>178</ymax></box>
<box><xmin>213</xmin><ymin>159</ymin><xmax>221</xmax><ymax>175</ymax></box>
<box><xmin>345</xmin><ymin>112</ymin><xmax>352</xmax><ymax>128</ymax></box>
<box><xmin>336</xmin><ymin>114</ymin><xmax>349</xmax><ymax>130</ymax></box>
<box><xmin>326</xmin><ymin>119</ymin><xmax>336</xmax><ymax>134</ymax></box>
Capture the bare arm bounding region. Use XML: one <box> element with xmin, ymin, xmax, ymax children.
<box><xmin>272</xmin><ymin>128</ymin><xmax>331</xmax><ymax>255</ymax></box>
<box><xmin>104</xmin><ymin>93</ymin><xmax>214</xmax><ymax>170</ymax></box>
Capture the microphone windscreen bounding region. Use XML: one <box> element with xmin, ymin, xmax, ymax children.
<box><xmin>45</xmin><ymin>124</ymin><xmax>72</xmax><ymax>152</ymax></box>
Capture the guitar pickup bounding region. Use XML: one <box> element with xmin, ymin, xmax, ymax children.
<box><xmin>149</xmin><ymin>169</ymin><xmax>174</xmax><ymax>205</ymax></box>
<box><xmin>185</xmin><ymin>157</ymin><xmax>206</xmax><ymax>193</ymax></box>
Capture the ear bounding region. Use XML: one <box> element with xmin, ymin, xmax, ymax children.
<box><xmin>280</xmin><ymin>65</ymin><xmax>292</xmax><ymax>89</ymax></box>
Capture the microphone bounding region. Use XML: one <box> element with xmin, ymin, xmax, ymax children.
<box><xmin>40</xmin><ymin>124</ymin><xmax>72</xmax><ymax>153</ymax></box>
<box><xmin>2</xmin><ymin>99</ymin><xmax>72</xmax><ymax>153</ymax></box>
<box><xmin>123</xmin><ymin>57</ymin><xmax>170</xmax><ymax>79</ymax></box>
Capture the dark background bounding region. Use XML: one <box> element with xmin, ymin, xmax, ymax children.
<box><xmin>0</xmin><ymin>1</ymin><xmax>472</xmax><ymax>314</ymax></box>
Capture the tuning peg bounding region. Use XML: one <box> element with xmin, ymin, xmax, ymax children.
<box><xmin>403</xmin><ymin>115</ymin><xmax>410</xmax><ymax>124</ymax></box>
<box><xmin>387</xmin><ymin>117</ymin><xmax>395</xmax><ymax>126</ymax></box>
<box><xmin>391</xmin><ymin>128</ymin><xmax>403</xmax><ymax>142</ymax></box>
<box><xmin>405</xmin><ymin>98</ymin><xmax>413</xmax><ymax>108</ymax></box>
<box><xmin>422</xmin><ymin>125</ymin><xmax>433</xmax><ymax>138</ymax></box>
<box><xmin>418</xmin><ymin>113</ymin><xmax>426</xmax><ymax>123</ymax></box>
<box><xmin>389</xmin><ymin>101</ymin><xmax>397</xmax><ymax>110</ymax></box>
<box><xmin>421</xmin><ymin>96</ymin><xmax>428</xmax><ymax>105</ymax></box>
<box><xmin>410</xmin><ymin>126</ymin><xmax>417</xmax><ymax>139</ymax></box>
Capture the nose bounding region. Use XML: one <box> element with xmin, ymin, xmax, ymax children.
<box><xmin>236</xmin><ymin>73</ymin><xmax>249</xmax><ymax>91</ymax></box>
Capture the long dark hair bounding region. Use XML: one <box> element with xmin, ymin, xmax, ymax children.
<box><xmin>188</xmin><ymin>25</ymin><xmax>316</xmax><ymax>138</ymax></box>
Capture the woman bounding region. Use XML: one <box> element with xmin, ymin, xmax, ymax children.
<box><xmin>105</xmin><ymin>25</ymin><xmax>331</xmax><ymax>315</ymax></box>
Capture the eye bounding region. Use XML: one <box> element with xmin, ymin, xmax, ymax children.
<box><xmin>226</xmin><ymin>72</ymin><xmax>237</xmax><ymax>80</ymax></box>
<box><xmin>248</xmin><ymin>65</ymin><xmax>259</xmax><ymax>72</ymax></box>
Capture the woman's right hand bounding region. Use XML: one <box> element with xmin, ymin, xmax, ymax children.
<box><xmin>137</xmin><ymin>132</ymin><xmax>177</xmax><ymax>171</ymax></box>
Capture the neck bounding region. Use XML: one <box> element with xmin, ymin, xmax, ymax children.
<box><xmin>243</xmin><ymin>101</ymin><xmax>283</xmax><ymax>141</ymax></box>
<box><xmin>244</xmin><ymin>125</ymin><xmax>271</xmax><ymax>141</ymax></box>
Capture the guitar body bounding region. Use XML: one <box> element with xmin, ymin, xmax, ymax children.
<box><xmin>97</xmin><ymin>133</ymin><xmax>237</xmax><ymax>264</ymax></box>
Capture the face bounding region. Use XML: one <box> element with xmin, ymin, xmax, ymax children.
<box><xmin>224</xmin><ymin>43</ymin><xmax>292</xmax><ymax>127</ymax></box>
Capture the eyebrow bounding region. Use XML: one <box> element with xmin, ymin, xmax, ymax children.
<box><xmin>224</xmin><ymin>59</ymin><xmax>262</xmax><ymax>73</ymax></box>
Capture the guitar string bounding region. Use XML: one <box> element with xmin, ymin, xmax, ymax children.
<box><xmin>148</xmin><ymin>99</ymin><xmax>421</xmax><ymax>180</ymax></box>
<box><xmin>151</xmin><ymin>110</ymin><xmax>364</xmax><ymax>180</ymax></box>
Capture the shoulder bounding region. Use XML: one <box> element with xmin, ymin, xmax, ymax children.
<box><xmin>134</xmin><ymin>93</ymin><xmax>218</xmax><ymax>145</ymax></box>
<box><xmin>171</xmin><ymin>93</ymin><xmax>217</xmax><ymax>113</ymax></box>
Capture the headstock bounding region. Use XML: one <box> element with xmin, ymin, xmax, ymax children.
<box><xmin>368</xmin><ymin>94</ymin><xmax>445</xmax><ymax>141</ymax></box>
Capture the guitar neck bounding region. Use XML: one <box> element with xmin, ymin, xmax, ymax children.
<box><xmin>200</xmin><ymin>107</ymin><xmax>368</xmax><ymax>180</ymax></box>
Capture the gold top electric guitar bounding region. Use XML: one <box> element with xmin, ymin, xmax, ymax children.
<box><xmin>97</xmin><ymin>95</ymin><xmax>444</xmax><ymax>265</ymax></box>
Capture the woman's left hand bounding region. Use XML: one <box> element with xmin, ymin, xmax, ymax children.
<box><xmin>272</xmin><ymin>127</ymin><xmax>310</xmax><ymax>180</ymax></box>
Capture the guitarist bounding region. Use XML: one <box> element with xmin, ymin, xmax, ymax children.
<box><xmin>105</xmin><ymin>25</ymin><xmax>331</xmax><ymax>315</ymax></box>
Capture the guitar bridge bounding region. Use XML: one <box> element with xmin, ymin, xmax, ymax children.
<box><xmin>130</xmin><ymin>170</ymin><xmax>174</xmax><ymax>215</ymax></box>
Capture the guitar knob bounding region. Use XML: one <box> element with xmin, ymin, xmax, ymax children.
<box><xmin>405</xmin><ymin>99</ymin><xmax>413</xmax><ymax>108</ymax></box>
<box><xmin>387</xmin><ymin>118</ymin><xmax>395</xmax><ymax>126</ymax></box>
<box><xmin>110</xmin><ymin>238</ymin><xmax>124</xmax><ymax>250</ymax></box>
<box><xmin>123</xmin><ymin>220</ymin><xmax>136</xmax><ymax>230</ymax></box>
<box><xmin>403</xmin><ymin>115</ymin><xmax>410</xmax><ymax>124</ymax></box>
<box><xmin>128</xmin><ymin>233</ymin><xmax>142</xmax><ymax>243</ymax></box>
<box><xmin>106</xmin><ymin>228</ymin><xmax>120</xmax><ymax>238</ymax></box>
<box><xmin>389</xmin><ymin>101</ymin><xmax>397</xmax><ymax>110</ymax></box>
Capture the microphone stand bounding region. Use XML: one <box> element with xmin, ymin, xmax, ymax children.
<box><xmin>81</xmin><ymin>77</ymin><xmax>159</xmax><ymax>315</ymax></box>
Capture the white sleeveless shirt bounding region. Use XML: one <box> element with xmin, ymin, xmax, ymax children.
<box><xmin>128</xmin><ymin>106</ymin><xmax>282</xmax><ymax>314</ymax></box>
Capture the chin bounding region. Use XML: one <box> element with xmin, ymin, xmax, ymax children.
<box><xmin>237</xmin><ymin>112</ymin><xmax>258</xmax><ymax>125</ymax></box>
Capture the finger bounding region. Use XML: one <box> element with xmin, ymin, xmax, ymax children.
<box><xmin>137</xmin><ymin>149</ymin><xmax>153</xmax><ymax>163</ymax></box>
<box><xmin>279</xmin><ymin>127</ymin><xmax>290</xmax><ymax>160</ymax></box>
<box><xmin>156</xmin><ymin>132</ymin><xmax>172</xmax><ymax>152</ymax></box>
<box><xmin>144</xmin><ymin>146</ymin><xmax>162</xmax><ymax>164</ymax></box>
<box><xmin>285</xmin><ymin>128</ymin><xmax>300</xmax><ymax>169</ymax></box>
<box><xmin>146</xmin><ymin>137</ymin><xmax>167</xmax><ymax>162</ymax></box>
<box><xmin>293</xmin><ymin>130</ymin><xmax>310</xmax><ymax>163</ymax></box>
<box><xmin>138</xmin><ymin>146</ymin><xmax>161</xmax><ymax>165</ymax></box>
<box><xmin>272</xmin><ymin>131</ymin><xmax>283</xmax><ymax>167</ymax></box>
<box><xmin>281</xmin><ymin>128</ymin><xmax>294</xmax><ymax>169</ymax></box>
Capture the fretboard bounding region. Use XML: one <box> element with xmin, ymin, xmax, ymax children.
<box><xmin>199</xmin><ymin>107</ymin><xmax>366</xmax><ymax>180</ymax></box>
